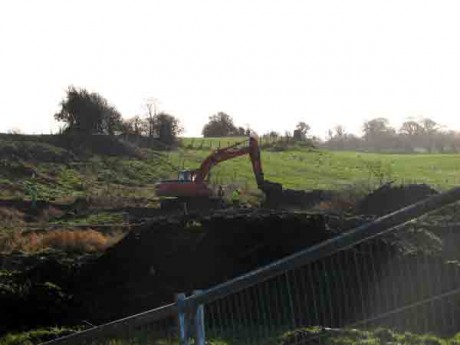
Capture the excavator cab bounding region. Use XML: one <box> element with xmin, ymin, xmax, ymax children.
<box><xmin>178</xmin><ymin>170</ymin><xmax>194</xmax><ymax>182</ymax></box>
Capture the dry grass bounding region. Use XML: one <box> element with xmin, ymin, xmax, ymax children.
<box><xmin>37</xmin><ymin>206</ymin><xmax>65</xmax><ymax>222</ymax></box>
<box><xmin>0</xmin><ymin>207</ymin><xmax>25</xmax><ymax>227</ymax></box>
<box><xmin>0</xmin><ymin>229</ymin><xmax>124</xmax><ymax>253</ymax></box>
<box><xmin>86</xmin><ymin>191</ymin><xmax>155</xmax><ymax>209</ymax></box>
<box><xmin>313</xmin><ymin>186</ymin><xmax>368</xmax><ymax>213</ymax></box>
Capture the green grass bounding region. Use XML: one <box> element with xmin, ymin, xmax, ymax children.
<box><xmin>272</xmin><ymin>327</ymin><xmax>460</xmax><ymax>345</ymax></box>
<box><xmin>33</xmin><ymin>327</ymin><xmax>459</xmax><ymax>345</ymax></box>
<box><xmin>2</xmin><ymin>136</ymin><xmax>460</xmax><ymax>206</ymax></box>
<box><xmin>0</xmin><ymin>155</ymin><xmax>175</xmax><ymax>201</ymax></box>
<box><xmin>169</xmin><ymin>148</ymin><xmax>460</xmax><ymax>191</ymax></box>
<box><xmin>0</xmin><ymin>327</ymin><xmax>79</xmax><ymax>345</ymax></box>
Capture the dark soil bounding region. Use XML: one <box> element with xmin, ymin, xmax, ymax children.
<box><xmin>73</xmin><ymin>209</ymin><xmax>337</xmax><ymax>323</ymax></box>
<box><xmin>0</xmin><ymin>250</ymin><xmax>96</xmax><ymax>335</ymax></box>
<box><xmin>279</xmin><ymin>189</ymin><xmax>333</xmax><ymax>209</ymax></box>
<box><xmin>358</xmin><ymin>183</ymin><xmax>438</xmax><ymax>216</ymax></box>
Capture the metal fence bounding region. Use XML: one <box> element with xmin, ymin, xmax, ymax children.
<box><xmin>43</xmin><ymin>187</ymin><xmax>460</xmax><ymax>345</ymax></box>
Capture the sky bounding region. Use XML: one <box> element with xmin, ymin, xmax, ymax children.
<box><xmin>1</xmin><ymin>0</ymin><xmax>460</xmax><ymax>138</ymax></box>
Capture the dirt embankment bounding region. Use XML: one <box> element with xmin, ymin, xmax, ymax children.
<box><xmin>74</xmin><ymin>210</ymin><xmax>343</xmax><ymax>322</ymax></box>
<box><xmin>358</xmin><ymin>183</ymin><xmax>438</xmax><ymax>216</ymax></box>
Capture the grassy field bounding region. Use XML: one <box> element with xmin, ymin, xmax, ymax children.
<box><xmin>2</xmin><ymin>136</ymin><xmax>460</xmax><ymax>203</ymax></box>
<box><xmin>170</xmin><ymin>147</ymin><xmax>460</xmax><ymax>191</ymax></box>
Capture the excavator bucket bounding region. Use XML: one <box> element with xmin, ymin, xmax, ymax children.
<box><xmin>260</xmin><ymin>180</ymin><xmax>283</xmax><ymax>208</ymax></box>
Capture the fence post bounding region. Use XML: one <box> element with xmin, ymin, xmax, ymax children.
<box><xmin>175</xmin><ymin>293</ymin><xmax>189</xmax><ymax>345</ymax></box>
<box><xmin>193</xmin><ymin>290</ymin><xmax>206</xmax><ymax>345</ymax></box>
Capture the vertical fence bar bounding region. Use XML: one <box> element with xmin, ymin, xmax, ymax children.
<box><xmin>193</xmin><ymin>290</ymin><xmax>206</xmax><ymax>345</ymax></box>
<box><xmin>176</xmin><ymin>293</ymin><xmax>189</xmax><ymax>345</ymax></box>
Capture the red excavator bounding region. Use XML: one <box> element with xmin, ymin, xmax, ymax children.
<box><xmin>155</xmin><ymin>135</ymin><xmax>282</xmax><ymax>209</ymax></box>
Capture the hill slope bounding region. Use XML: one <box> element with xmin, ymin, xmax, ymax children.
<box><xmin>2</xmin><ymin>134</ymin><xmax>460</xmax><ymax>204</ymax></box>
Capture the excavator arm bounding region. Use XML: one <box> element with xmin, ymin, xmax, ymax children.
<box><xmin>194</xmin><ymin>136</ymin><xmax>282</xmax><ymax>201</ymax></box>
<box><xmin>194</xmin><ymin>137</ymin><xmax>264</xmax><ymax>187</ymax></box>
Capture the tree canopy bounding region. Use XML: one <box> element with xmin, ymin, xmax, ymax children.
<box><xmin>323</xmin><ymin>117</ymin><xmax>455</xmax><ymax>152</ymax></box>
<box><xmin>54</xmin><ymin>86</ymin><xmax>122</xmax><ymax>135</ymax></box>
<box><xmin>151</xmin><ymin>112</ymin><xmax>183</xmax><ymax>145</ymax></box>
<box><xmin>202</xmin><ymin>112</ymin><xmax>246</xmax><ymax>137</ymax></box>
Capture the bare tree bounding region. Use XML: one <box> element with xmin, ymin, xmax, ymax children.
<box><xmin>421</xmin><ymin>118</ymin><xmax>439</xmax><ymax>134</ymax></box>
<box><xmin>334</xmin><ymin>125</ymin><xmax>346</xmax><ymax>138</ymax></box>
<box><xmin>400</xmin><ymin>121</ymin><xmax>423</xmax><ymax>136</ymax></box>
<box><xmin>145</xmin><ymin>98</ymin><xmax>159</xmax><ymax>137</ymax></box>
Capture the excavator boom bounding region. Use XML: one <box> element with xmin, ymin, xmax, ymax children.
<box><xmin>194</xmin><ymin>137</ymin><xmax>264</xmax><ymax>187</ymax></box>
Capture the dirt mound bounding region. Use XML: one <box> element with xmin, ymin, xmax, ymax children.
<box><xmin>74</xmin><ymin>210</ymin><xmax>334</xmax><ymax>322</ymax></box>
<box><xmin>358</xmin><ymin>183</ymin><xmax>438</xmax><ymax>216</ymax></box>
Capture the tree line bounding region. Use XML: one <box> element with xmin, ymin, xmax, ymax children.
<box><xmin>53</xmin><ymin>86</ymin><xmax>460</xmax><ymax>153</ymax></box>
<box><xmin>322</xmin><ymin>117</ymin><xmax>460</xmax><ymax>153</ymax></box>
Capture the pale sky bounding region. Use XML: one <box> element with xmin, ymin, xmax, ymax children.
<box><xmin>1</xmin><ymin>0</ymin><xmax>460</xmax><ymax>138</ymax></box>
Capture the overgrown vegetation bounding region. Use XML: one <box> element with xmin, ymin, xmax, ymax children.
<box><xmin>272</xmin><ymin>327</ymin><xmax>460</xmax><ymax>345</ymax></box>
<box><xmin>48</xmin><ymin>327</ymin><xmax>460</xmax><ymax>345</ymax></box>
<box><xmin>0</xmin><ymin>327</ymin><xmax>78</xmax><ymax>345</ymax></box>
<box><xmin>0</xmin><ymin>229</ymin><xmax>123</xmax><ymax>254</ymax></box>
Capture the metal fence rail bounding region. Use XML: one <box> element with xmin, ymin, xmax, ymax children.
<box><xmin>43</xmin><ymin>187</ymin><xmax>460</xmax><ymax>345</ymax></box>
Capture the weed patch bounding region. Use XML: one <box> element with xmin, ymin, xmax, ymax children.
<box><xmin>0</xmin><ymin>327</ymin><xmax>78</xmax><ymax>345</ymax></box>
<box><xmin>0</xmin><ymin>229</ymin><xmax>123</xmax><ymax>254</ymax></box>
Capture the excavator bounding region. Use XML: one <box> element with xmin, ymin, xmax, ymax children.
<box><xmin>155</xmin><ymin>135</ymin><xmax>283</xmax><ymax>210</ymax></box>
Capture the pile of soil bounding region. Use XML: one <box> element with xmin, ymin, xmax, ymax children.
<box><xmin>358</xmin><ymin>183</ymin><xmax>438</xmax><ymax>216</ymax></box>
<box><xmin>74</xmin><ymin>210</ymin><xmax>336</xmax><ymax>323</ymax></box>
